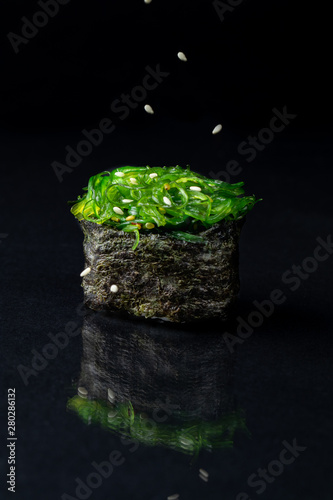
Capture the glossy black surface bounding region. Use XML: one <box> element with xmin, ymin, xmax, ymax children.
<box><xmin>1</xmin><ymin>125</ymin><xmax>332</xmax><ymax>500</ymax></box>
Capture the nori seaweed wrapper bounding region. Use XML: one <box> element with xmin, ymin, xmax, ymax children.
<box><xmin>79</xmin><ymin>218</ymin><xmax>244</xmax><ymax>323</ymax></box>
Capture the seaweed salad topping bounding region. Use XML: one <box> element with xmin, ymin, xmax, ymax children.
<box><xmin>70</xmin><ymin>165</ymin><xmax>260</xmax><ymax>250</ymax></box>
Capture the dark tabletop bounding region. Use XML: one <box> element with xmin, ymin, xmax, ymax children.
<box><xmin>0</xmin><ymin>1</ymin><xmax>332</xmax><ymax>499</ymax></box>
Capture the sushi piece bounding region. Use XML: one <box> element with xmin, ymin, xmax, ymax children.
<box><xmin>69</xmin><ymin>165</ymin><xmax>260</xmax><ymax>323</ymax></box>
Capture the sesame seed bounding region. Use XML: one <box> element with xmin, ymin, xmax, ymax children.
<box><xmin>108</xmin><ymin>388</ymin><xmax>116</xmax><ymax>401</ymax></box>
<box><xmin>78</xmin><ymin>387</ymin><xmax>88</xmax><ymax>398</ymax></box>
<box><xmin>212</xmin><ymin>123</ymin><xmax>223</xmax><ymax>135</ymax></box>
<box><xmin>122</xmin><ymin>199</ymin><xmax>134</xmax><ymax>203</ymax></box>
<box><xmin>144</xmin><ymin>104</ymin><xmax>154</xmax><ymax>114</ymax></box>
<box><xmin>149</xmin><ymin>173</ymin><xmax>158</xmax><ymax>178</ymax></box>
<box><xmin>189</xmin><ymin>186</ymin><xmax>202</xmax><ymax>191</ymax></box>
<box><xmin>114</xmin><ymin>171</ymin><xmax>125</xmax><ymax>177</ymax></box>
<box><xmin>167</xmin><ymin>495</ymin><xmax>180</xmax><ymax>500</ymax></box>
<box><xmin>145</xmin><ymin>223</ymin><xmax>155</xmax><ymax>229</ymax></box>
<box><xmin>199</xmin><ymin>468</ymin><xmax>209</xmax><ymax>479</ymax></box>
<box><xmin>110</xmin><ymin>285</ymin><xmax>118</xmax><ymax>293</ymax></box>
<box><xmin>144</xmin><ymin>0</ymin><xmax>152</xmax><ymax>3</ymax></box>
<box><xmin>129</xmin><ymin>177</ymin><xmax>138</xmax><ymax>184</ymax></box>
<box><xmin>199</xmin><ymin>473</ymin><xmax>209</xmax><ymax>482</ymax></box>
<box><xmin>111</xmin><ymin>217</ymin><xmax>120</xmax><ymax>222</ymax></box>
<box><xmin>177</xmin><ymin>51</ymin><xmax>187</xmax><ymax>62</ymax></box>
<box><xmin>163</xmin><ymin>196</ymin><xmax>171</xmax><ymax>205</ymax></box>
<box><xmin>113</xmin><ymin>207</ymin><xmax>124</xmax><ymax>215</ymax></box>
<box><xmin>126</xmin><ymin>215</ymin><xmax>135</xmax><ymax>221</ymax></box>
<box><xmin>80</xmin><ymin>267</ymin><xmax>91</xmax><ymax>277</ymax></box>
<box><xmin>164</xmin><ymin>183</ymin><xmax>171</xmax><ymax>190</ymax></box>
<box><xmin>107</xmin><ymin>409</ymin><xmax>117</xmax><ymax>419</ymax></box>
<box><xmin>180</xmin><ymin>437</ymin><xmax>192</xmax><ymax>446</ymax></box>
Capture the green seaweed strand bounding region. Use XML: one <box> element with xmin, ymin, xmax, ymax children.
<box><xmin>69</xmin><ymin>165</ymin><xmax>260</xmax><ymax>250</ymax></box>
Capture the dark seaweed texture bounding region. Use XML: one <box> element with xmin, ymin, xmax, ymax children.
<box><xmin>79</xmin><ymin>219</ymin><xmax>243</xmax><ymax>323</ymax></box>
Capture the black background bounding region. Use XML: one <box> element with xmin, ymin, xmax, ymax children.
<box><xmin>0</xmin><ymin>0</ymin><xmax>332</xmax><ymax>499</ymax></box>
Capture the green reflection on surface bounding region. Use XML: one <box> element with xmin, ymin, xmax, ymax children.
<box><xmin>68</xmin><ymin>396</ymin><xmax>248</xmax><ymax>457</ymax></box>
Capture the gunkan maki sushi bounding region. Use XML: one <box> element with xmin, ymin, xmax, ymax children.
<box><xmin>70</xmin><ymin>165</ymin><xmax>260</xmax><ymax>323</ymax></box>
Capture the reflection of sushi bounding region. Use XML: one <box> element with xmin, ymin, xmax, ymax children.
<box><xmin>70</xmin><ymin>165</ymin><xmax>260</xmax><ymax>322</ymax></box>
<box><xmin>67</xmin><ymin>312</ymin><xmax>248</xmax><ymax>455</ymax></box>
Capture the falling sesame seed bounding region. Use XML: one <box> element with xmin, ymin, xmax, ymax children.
<box><xmin>163</xmin><ymin>196</ymin><xmax>171</xmax><ymax>205</ymax></box>
<box><xmin>149</xmin><ymin>173</ymin><xmax>158</xmax><ymax>178</ymax></box>
<box><xmin>144</xmin><ymin>104</ymin><xmax>154</xmax><ymax>114</ymax></box>
<box><xmin>108</xmin><ymin>388</ymin><xmax>116</xmax><ymax>401</ymax></box>
<box><xmin>189</xmin><ymin>186</ymin><xmax>202</xmax><ymax>191</ymax></box>
<box><xmin>122</xmin><ymin>199</ymin><xmax>134</xmax><ymax>203</ymax></box>
<box><xmin>78</xmin><ymin>387</ymin><xmax>88</xmax><ymax>398</ymax></box>
<box><xmin>113</xmin><ymin>207</ymin><xmax>124</xmax><ymax>215</ymax></box>
<box><xmin>167</xmin><ymin>495</ymin><xmax>180</xmax><ymax>500</ymax></box>
<box><xmin>145</xmin><ymin>223</ymin><xmax>155</xmax><ymax>229</ymax></box>
<box><xmin>126</xmin><ymin>215</ymin><xmax>135</xmax><ymax>221</ymax></box>
<box><xmin>177</xmin><ymin>51</ymin><xmax>187</xmax><ymax>62</ymax></box>
<box><xmin>130</xmin><ymin>177</ymin><xmax>138</xmax><ymax>184</ymax></box>
<box><xmin>80</xmin><ymin>267</ymin><xmax>91</xmax><ymax>277</ymax></box>
<box><xmin>199</xmin><ymin>468</ymin><xmax>209</xmax><ymax>479</ymax></box>
<box><xmin>144</xmin><ymin>0</ymin><xmax>152</xmax><ymax>3</ymax></box>
<box><xmin>114</xmin><ymin>171</ymin><xmax>125</xmax><ymax>177</ymax></box>
<box><xmin>212</xmin><ymin>123</ymin><xmax>223</xmax><ymax>135</ymax></box>
<box><xmin>110</xmin><ymin>285</ymin><xmax>119</xmax><ymax>293</ymax></box>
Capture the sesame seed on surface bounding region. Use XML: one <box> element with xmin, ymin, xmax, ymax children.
<box><xmin>149</xmin><ymin>173</ymin><xmax>158</xmax><ymax>178</ymax></box>
<box><xmin>114</xmin><ymin>171</ymin><xmax>125</xmax><ymax>177</ymax></box>
<box><xmin>107</xmin><ymin>409</ymin><xmax>117</xmax><ymax>419</ymax></box>
<box><xmin>199</xmin><ymin>473</ymin><xmax>209</xmax><ymax>482</ymax></box>
<box><xmin>189</xmin><ymin>186</ymin><xmax>202</xmax><ymax>191</ymax></box>
<box><xmin>163</xmin><ymin>196</ymin><xmax>172</xmax><ymax>205</ymax></box>
<box><xmin>78</xmin><ymin>387</ymin><xmax>88</xmax><ymax>398</ymax></box>
<box><xmin>110</xmin><ymin>285</ymin><xmax>119</xmax><ymax>293</ymax></box>
<box><xmin>107</xmin><ymin>388</ymin><xmax>116</xmax><ymax>402</ymax></box>
<box><xmin>199</xmin><ymin>468</ymin><xmax>209</xmax><ymax>478</ymax></box>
